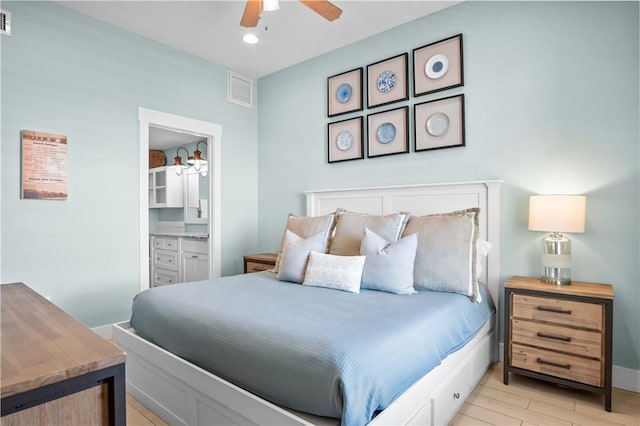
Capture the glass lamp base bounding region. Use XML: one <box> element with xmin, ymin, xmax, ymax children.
<box><xmin>540</xmin><ymin>233</ymin><xmax>572</xmax><ymax>285</ymax></box>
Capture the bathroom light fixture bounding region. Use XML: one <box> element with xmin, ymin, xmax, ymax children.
<box><xmin>242</xmin><ymin>33</ymin><xmax>259</xmax><ymax>44</ymax></box>
<box><xmin>187</xmin><ymin>140</ymin><xmax>208</xmax><ymax>172</ymax></box>
<box><xmin>172</xmin><ymin>147</ymin><xmax>190</xmax><ymax>176</ymax></box>
<box><xmin>528</xmin><ymin>194</ymin><xmax>586</xmax><ymax>285</ymax></box>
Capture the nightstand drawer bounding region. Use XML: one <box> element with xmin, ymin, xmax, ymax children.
<box><xmin>245</xmin><ymin>261</ymin><xmax>273</xmax><ymax>273</ymax></box>
<box><xmin>512</xmin><ymin>294</ymin><xmax>603</xmax><ymax>330</ymax></box>
<box><xmin>512</xmin><ymin>319</ymin><xmax>602</xmax><ymax>358</ymax></box>
<box><xmin>511</xmin><ymin>343</ymin><xmax>602</xmax><ymax>387</ymax></box>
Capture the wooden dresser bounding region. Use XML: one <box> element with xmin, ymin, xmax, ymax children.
<box><xmin>1</xmin><ymin>283</ymin><xmax>126</xmax><ymax>425</ymax></box>
<box><xmin>243</xmin><ymin>252</ymin><xmax>277</xmax><ymax>273</ymax></box>
<box><xmin>503</xmin><ymin>276</ymin><xmax>614</xmax><ymax>411</ymax></box>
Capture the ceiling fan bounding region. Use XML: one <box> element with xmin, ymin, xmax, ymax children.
<box><xmin>240</xmin><ymin>0</ymin><xmax>343</xmax><ymax>28</ymax></box>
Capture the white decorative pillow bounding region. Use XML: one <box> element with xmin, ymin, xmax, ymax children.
<box><xmin>360</xmin><ymin>228</ymin><xmax>417</xmax><ymax>295</ymax></box>
<box><xmin>402</xmin><ymin>208</ymin><xmax>481</xmax><ymax>302</ymax></box>
<box><xmin>276</xmin><ymin>230</ymin><xmax>326</xmax><ymax>284</ymax></box>
<box><xmin>302</xmin><ymin>251</ymin><xmax>366</xmax><ymax>294</ymax></box>
<box><xmin>329</xmin><ymin>211</ymin><xmax>408</xmax><ymax>256</ymax></box>
<box><xmin>274</xmin><ymin>213</ymin><xmax>336</xmax><ymax>273</ymax></box>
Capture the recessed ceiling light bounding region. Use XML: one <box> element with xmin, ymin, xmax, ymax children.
<box><xmin>242</xmin><ymin>33</ymin><xmax>259</xmax><ymax>44</ymax></box>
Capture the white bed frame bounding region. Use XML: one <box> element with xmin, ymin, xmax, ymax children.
<box><xmin>114</xmin><ymin>180</ymin><xmax>503</xmax><ymax>426</ymax></box>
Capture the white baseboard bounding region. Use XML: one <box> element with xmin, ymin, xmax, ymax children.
<box><xmin>498</xmin><ymin>343</ymin><xmax>639</xmax><ymax>393</ymax></box>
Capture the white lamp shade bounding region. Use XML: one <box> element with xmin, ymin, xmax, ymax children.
<box><xmin>528</xmin><ymin>195</ymin><xmax>586</xmax><ymax>233</ymax></box>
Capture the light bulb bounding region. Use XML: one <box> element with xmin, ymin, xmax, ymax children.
<box><xmin>242</xmin><ymin>34</ymin><xmax>259</xmax><ymax>44</ymax></box>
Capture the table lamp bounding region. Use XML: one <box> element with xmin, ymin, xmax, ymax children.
<box><xmin>528</xmin><ymin>195</ymin><xmax>586</xmax><ymax>285</ymax></box>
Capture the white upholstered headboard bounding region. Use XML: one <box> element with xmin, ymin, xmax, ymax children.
<box><xmin>305</xmin><ymin>180</ymin><xmax>503</xmax><ymax>305</ymax></box>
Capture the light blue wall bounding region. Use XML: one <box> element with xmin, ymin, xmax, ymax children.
<box><xmin>257</xmin><ymin>2</ymin><xmax>639</xmax><ymax>369</ymax></box>
<box><xmin>1</xmin><ymin>1</ymin><xmax>259</xmax><ymax>326</ymax></box>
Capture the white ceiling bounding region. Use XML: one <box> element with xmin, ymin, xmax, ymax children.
<box><xmin>149</xmin><ymin>126</ymin><xmax>206</xmax><ymax>150</ymax></box>
<box><xmin>57</xmin><ymin>1</ymin><xmax>460</xmax><ymax>79</ymax></box>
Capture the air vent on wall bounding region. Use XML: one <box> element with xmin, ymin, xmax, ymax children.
<box><xmin>0</xmin><ymin>9</ymin><xmax>11</xmax><ymax>36</ymax></box>
<box><xmin>228</xmin><ymin>71</ymin><xmax>254</xmax><ymax>108</ymax></box>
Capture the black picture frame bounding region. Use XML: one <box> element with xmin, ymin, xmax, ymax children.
<box><xmin>367</xmin><ymin>106</ymin><xmax>409</xmax><ymax>158</ymax></box>
<box><xmin>414</xmin><ymin>94</ymin><xmax>465</xmax><ymax>152</ymax></box>
<box><xmin>413</xmin><ymin>34</ymin><xmax>464</xmax><ymax>97</ymax></box>
<box><xmin>327</xmin><ymin>67</ymin><xmax>363</xmax><ymax>118</ymax></box>
<box><xmin>366</xmin><ymin>53</ymin><xmax>409</xmax><ymax>109</ymax></box>
<box><xmin>328</xmin><ymin>116</ymin><xmax>364</xmax><ymax>163</ymax></box>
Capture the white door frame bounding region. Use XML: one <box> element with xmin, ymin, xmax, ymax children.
<box><xmin>138</xmin><ymin>107</ymin><xmax>222</xmax><ymax>291</ymax></box>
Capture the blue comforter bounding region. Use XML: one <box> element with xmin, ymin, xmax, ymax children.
<box><xmin>130</xmin><ymin>272</ymin><xmax>494</xmax><ymax>425</ymax></box>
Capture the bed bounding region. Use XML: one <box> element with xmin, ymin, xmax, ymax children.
<box><xmin>113</xmin><ymin>180</ymin><xmax>503</xmax><ymax>425</ymax></box>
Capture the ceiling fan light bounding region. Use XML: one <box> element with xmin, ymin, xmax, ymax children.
<box><xmin>263</xmin><ymin>0</ymin><xmax>280</xmax><ymax>12</ymax></box>
<box><xmin>242</xmin><ymin>33</ymin><xmax>259</xmax><ymax>44</ymax></box>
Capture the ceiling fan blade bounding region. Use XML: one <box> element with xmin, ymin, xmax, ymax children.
<box><xmin>240</xmin><ymin>0</ymin><xmax>263</xmax><ymax>28</ymax></box>
<box><xmin>299</xmin><ymin>0</ymin><xmax>343</xmax><ymax>22</ymax></box>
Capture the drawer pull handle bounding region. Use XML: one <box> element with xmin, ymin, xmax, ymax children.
<box><xmin>536</xmin><ymin>358</ymin><xmax>571</xmax><ymax>369</ymax></box>
<box><xmin>537</xmin><ymin>305</ymin><xmax>572</xmax><ymax>315</ymax></box>
<box><xmin>536</xmin><ymin>332</ymin><xmax>572</xmax><ymax>342</ymax></box>
<box><xmin>192</xmin><ymin>255</ymin><xmax>198</xmax><ymax>258</ymax></box>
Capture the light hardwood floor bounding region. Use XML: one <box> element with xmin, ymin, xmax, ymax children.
<box><xmin>125</xmin><ymin>362</ymin><xmax>640</xmax><ymax>426</ymax></box>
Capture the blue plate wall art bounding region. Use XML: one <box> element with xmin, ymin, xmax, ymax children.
<box><xmin>327</xmin><ymin>67</ymin><xmax>363</xmax><ymax>118</ymax></box>
<box><xmin>366</xmin><ymin>106</ymin><xmax>409</xmax><ymax>158</ymax></box>
<box><xmin>412</xmin><ymin>34</ymin><xmax>464</xmax><ymax>97</ymax></box>
<box><xmin>336</xmin><ymin>83</ymin><xmax>352</xmax><ymax>104</ymax></box>
<box><xmin>426</xmin><ymin>112</ymin><xmax>450</xmax><ymax>136</ymax></box>
<box><xmin>366</xmin><ymin>53</ymin><xmax>409</xmax><ymax>109</ymax></box>
<box><xmin>376</xmin><ymin>71</ymin><xmax>396</xmax><ymax>93</ymax></box>
<box><xmin>377</xmin><ymin>122</ymin><xmax>396</xmax><ymax>144</ymax></box>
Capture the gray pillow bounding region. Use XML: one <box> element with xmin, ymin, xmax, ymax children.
<box><xmin>402</xmin><ymin>208</ymin><xmax>481</xmax><ymax>302</ymax></box>
<box><xmin>360</xmin><ymin>227</ymin><xmax>417</xmax><ymax>295</ymax></box>
<box><xmin>274</xmin><ymin>213</ymin><xmax>336</xmax><ymax>273</ymax></box>
<box><xmin>276</xmin><ymin>230</ymin><xmax>326</xmax><ymax>284</ymax></box>
<box><xmin>329</xmin><ymin>211</ymin><xmax>407</xmax><ymax>256</ymax></box>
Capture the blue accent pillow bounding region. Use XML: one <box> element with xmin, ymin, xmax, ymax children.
<box><xmin>277</xmin><ymin>230</ymin><xmax>326</xmax><ymax>284</ymax></box>
<box><xmin>360</xmin><ymin>227</ymin><xmax>417</xmax><ymax>295</ymax></box>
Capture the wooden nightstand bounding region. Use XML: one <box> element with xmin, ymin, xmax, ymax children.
<box><xmin>503</xmin><ymin>276</ymin><xmax>614</xmax><ymax>411</ymax></box>
<box><xmin>243</xmin><ymin>253</ymin><xmax>277</xmax><ymax>273</ymax></box>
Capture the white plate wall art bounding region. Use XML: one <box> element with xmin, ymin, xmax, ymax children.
<box><xmin>413</xmin><ymin>34</ymin><xmax>464</xmax><ymax>97</ymax></box>
<box><xmin>367</xmin><ymin>53</ymin><xmax>408</xmax><ymax>109</ymax></box>
<box><xmin>414</xmin><ymin>94</ymin><xmax>465</xmax><ymax>152</ymax></box>
<box><xmin>327</xmin><ymin>67</ymin><xmax>363</xmax><ymax>117</ymax></box>
<box><xmin>367</xmin><ymin>106</ymin><xmax>409</xmax><ymax>158</ymax></box>
<box><xmin>328</xmin><ymin>116</ymin><xmax>364</xmax><ymax>163</ymax></box>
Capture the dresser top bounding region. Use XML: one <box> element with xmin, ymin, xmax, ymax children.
<box><xmin>1</xmin><ymin>283</ymin><xmax>126</xmax><ymax>398</ymax></box>
<box><xmin>506</xmin><ymin>276</ymin><xmax>614</xmax><ymax>299</ymax></box>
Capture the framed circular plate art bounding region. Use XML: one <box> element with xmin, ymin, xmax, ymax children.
<box><xmin>366</xmin><ymin>53</ymin><xmax>409</xmax><ymax>109</ymax></box>
<box><xmin>414</xmin><ymin>94</ymin><xmax>465</xmax><ymax>152</ymax></box>
<box><xmin>328</xmin><ymin>116</ymin><xmax>364</xmax><ymax>163</ymax></box>
<box><xmin>327</xmin><ymin>67</ymin><xmax>363</xmax><ymax>118</ymax></box>
<box><xmin>367</xmin><ymin>106</ymin><xmax>409</xmax><ymax>158</ymax></box>
<box><xmin>413</xmin><ymin>34</ymin><xmax>464</xmax><ymax>97</ymax></box>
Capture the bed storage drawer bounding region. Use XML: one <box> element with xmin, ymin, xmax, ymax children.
<box><xmin>431</xmin><ymin>360</ymin><xmax>472</xmax><ymax>426</ymax></box>
<box><xmin>511</xmin><ymin>343</ymin><xmax>602</xmax><ymax>386</ymax></box>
